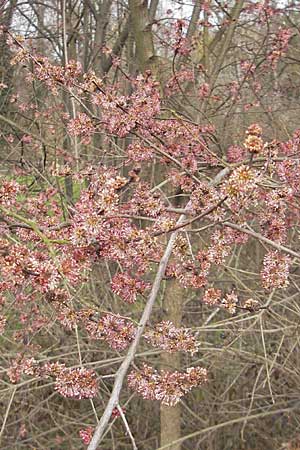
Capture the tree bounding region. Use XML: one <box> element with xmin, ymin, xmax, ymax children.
<box><xmin>1</xmin><ymin>2</ymin><xmax>300</xmax><ymax>450</ymax></box>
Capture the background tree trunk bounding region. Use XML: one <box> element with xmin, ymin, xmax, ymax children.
<box><xmin>0</xmin><ymin>0</ymin><xmax>17</xmax><ymax>112</ymax></box>
<box><xmin>160</xmin><ymin>279</ymin><xmax>185</xmax><ymax>450</ymax></box>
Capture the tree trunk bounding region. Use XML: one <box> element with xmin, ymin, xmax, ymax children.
<box><xmin>128</xmin><ymin>0</ymin><xmax>155</xmax><ymax>72</ymax></box>
<box><xmin>160</xmin><ymin>279</ymin><xmax>185</xmax><ymax>450</ymax></box>
<box><xmin>0</xmin><ymin>0</ymin><xmax>17</xmax><ymax>112</ymax></box>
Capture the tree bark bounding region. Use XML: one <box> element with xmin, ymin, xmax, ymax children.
<box><xmin>128</xmin><ymin>0</ymin><xmax>155</xmax><ymax>72</ymax></box>
<box><xmin>0</xmin><ymin>0</ymin><xmax>17</xmax><ymax>112</ymax></box>
<box><xmin>160</xmin><ymin>280</ymin><xmax>185</xmax><ymax>450</ymax></box>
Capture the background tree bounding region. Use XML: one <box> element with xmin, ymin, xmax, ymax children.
<box><xmin>1</xmin><ymin>2</ymin><xmax>300</xmax><ymax>450</ymax></box>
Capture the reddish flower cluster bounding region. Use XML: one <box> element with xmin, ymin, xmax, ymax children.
<box><xmin>144</xmin><ymin>321</ymin><xmax>198</xmax><ymax>355</ymax></box>
<box><xmin>205</xmin><ymin>227</ymin><xmax>248</xmax><ymax>267</ymax></box>
<box><xmin>261</xmin><ymin>251</ymin><xmax>291</xmax><ymax>290</ymax></box>
<box><xmin>227</xmin><ymin>145</ymin><xmax>247</xmax><ymax>163</ymax></box>
<box><xmin>11</xmin><ymin>47</ymin><xmax>83</xmax><ymax>92</ymax></box>
<box><xmin>202</xmin><ymin>289</ymin><xmax>238</xmax><ymax>314</ymax></box>
<box><xmin>111</xmin><ymin>406</ymin><xmax>126</xmax><ymax>418</ymax></box>
<box><xmin>111</xmin><ymin>272</ymin><xmax>150</xmax><ymax>303</ymax></box>
<box><xmin>126</xmin><ymin>142</ymin><xmax>154</xmax><ymax>162</ymax></box>
<box><xmin>220</xmin><ymin>292</ymin><xmax>239</xmax><ymax>315</ymax></box>
<box><xmin>280</xmin><ymin>129</ymin><xmax>300</xmax><ymax>156</ymax></box>
<box><xmin>165</xmin><ymin>69</ymin><xmax>194</xmax><ymax>96</ymax></box>
<box><xmin>222</xmin><ymin>165</ymin><xmax>258</xmax><ymax>211</ymax></box>
<box><xmin>7</xmin><ymin>355</ymin><xmax>38</xmax><ymax>383</ymax></box>
<box><xmin>190</xmin><ymin>182</ymin><xmax>222</xmax><ymax>218</ymax></box>
<box><xmin>70</xmin><ymin>168</ymin><xmax>128</xmax><ymax>245</ymax></box>
<box><xmin>244</xmin><ymin>1</ymin><xmax>279</xmax><ymax>23</ymax></box>
<box><xmin>54</xmin><ymin>367</ymin><xmax>98</xmax><ymax>399</ymax></box>
<box><xmin>54</xmin><ymin>302</ymin><xmax>78</xmax><ymax>331</ymax></box>
<box><xmin>165</xmin><ymin>261</ymin><xmax>208</xmax><ymax>289</ymax></box>
<box><xmin>259</xmin><ymin>189</ymin><xmax>290</xmax><ymax>244</ymax></box>
<box><xmin>130</xmin><ymin>182</ymin><xmax>164</xmax><ymax>218</ymax></box>
<box><xmin>240</xmin><ymin>60</ymin><xmax>256</xmax><ymax>75</ymax></box>
<box><xmin>172</xmin><ymin>234</ymin><xmax>189</xmax><ymax>259</ymax></box>
<box><xmin>276</xmin><ymin>160</ymin><xmax>300</xmax><ymax>194</ymax></box>
<box><xmin>128</xmin><ymin>364</ymin><xmax>208</xmax><ymax>406</ymax></box>
<box><xmin>0</xmin><ymin>242</ymin><xmax>86</xmax><ymax>295</ymax></box>
<box><xmin>79</xmin><ymin>426</ymin><xmax>94</xmax><ymax>445</ymax></box>
<box><xmin>268</xmin><ymin>28</ymin><xmax>292</xmax><ymax>68</ymax></box>
<box><xmin>202</xmin><ymin>288</ymin><xmax>222</xmax><ymax>307</ymax></box>
<box><xmin>67</xmin><ymin>112</ymin><xmax>95</xmax><ymax>145</ymax></box>
<box><xmin>0</xmin><ymin>179</ymin><xmax>23</xmax><ymax>206</ymax></box>
<box><xmin>198</xmin><ymin>82</ymin><xmax>210</xmax><ymax>98</ymax></box>
<box><xmin>244</xmin><ymin>124</ymin><xmax>263</xmax><ymax>154</ymax></box>
<box><xmin>173</xmin><ymin>20</ymin><xmax>190</xmax><ymax>56</ymax></box>
<box><xmin>82</xmin><ymin>313</ymin><xmax>136</xmax><ymax>351</ymax></box>
<box><xmin>91</xmin><ymin>74</ymin><xmax>160</xmax><ymax>137</ymax></box>
<box><xmin>243</xmin><ymin>298</ymin><xmax>260</xmax><ymax>312</ymax></box>
<box><xmin>31</xmin><ymin>58</ymin><xmax>82</xmax><ymax>93</ymax></box>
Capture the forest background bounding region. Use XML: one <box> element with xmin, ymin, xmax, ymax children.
<box><xmin>1</xmin><ymin>0</ymin><xmax>300</xmax><ymax>449</ymax></box>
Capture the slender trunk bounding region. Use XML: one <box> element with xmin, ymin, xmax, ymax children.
<box><xmin>160</xmin><ymin>280</ymin><xmax>184</xmax><ymax>450</ymax></box>
<box><xmin>0</xmin><ymin>0</ymin><xmax>17</xmax><ymax>112</ymax></box>
<box><xmin>128</xmin><ymin>0</ymin><xmax>155</xmax><ymax>72</ymax></box>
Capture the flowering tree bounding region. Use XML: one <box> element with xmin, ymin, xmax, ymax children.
<box><xmin>1</xmin><ymin>1</ymin><xmax>300</xmax><ymax>449</ymax></box>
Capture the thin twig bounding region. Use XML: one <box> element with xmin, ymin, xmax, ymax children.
<box><xmin>0</xmin><ymin>386</ymin><xmax>17</xmax><ymax>444</ymax></box>
<box><xmin>224</xmin><ymin>221</ymin><xmax>300</xmax><ymax>260</ymax></box>
<box><xmin>117</xmin><ymin>404</ymin><xmax>138</xmax><ymax>450</ymax></box>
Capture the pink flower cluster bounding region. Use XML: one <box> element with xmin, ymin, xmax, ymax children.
<box><xmin>244</xmin><ymin>124</ymin><xmax>263</xmax><ymax>154</ymax></box>
<box><xmin>204</xmin><ymin>227</ymin><xmax>248</xmax><ymax>267</ymax></box>
<box><xmin>276</xmin><ymin>160</ymin><xmax>300</xmax><ymax>194</ymax></box>
<box><xmin>0</xmin><ymin>179</ymin><xmax>23</xmax><ymax>206</ymax></box>
<box><xmin>79</xmin><ymin>426</ymin><xmax>94</xmax><ymax>445</ymax></box>
<box><xmin>261</xmin><ymin>251</ymin><xmax>291</xmax><ymax>290</ymax></box>
<box><xmin>111</xmin><ymin>272</ymin><xmax>150</xmax><ymax>303</ymax></box>
<box><xmin>222</xmin><ymin>165</ymin><xmax>258</xmax><ymax>211</ymax></box>
<box><xmin>165</xmin><ymin>261</ymin><xmax>208</xmax><ymax>289</ymax></box>
<box><xmin>198</xmin><ymin>82</ymin><xmax>210</xmax><ymax>98</ymax></box>
<box><xmin>202</xmin><ymin>288</ymin><xmax>222</xmax><ymax>307</ymax></box>
<box><xmin>92</xmin><ymin>74</ymin><xmax>160</xmax><ymax>137</ymax></box>
<box><xmin>190</xmin><ymin>181</ymin><xmax>222</xmax><ymax>219</ymax></box>
<box><xmin>54</xmin><ymin>302</ymin><xmax>78</xmax><ymax>331</ymax></box>
<box><xmin>268</xmin><ymin>28</ymin><xmax>292</xmax><ymax>68</ymax></box>
<box><xmin>259</xmin><ymin>189</ymin><xmax>290</xmax><ymax>244</ymax></box>
<box><xmin>227</xmin><ymin>145</ymin><xmax>247</xmax><ymax>163</ymax></box>
<box><xmin>111</xmin><ymin>406</ymin><xmax>126</xmax><ymax>418</ymax></box>
<box><xmin>0</xmin><ymin>243</ymin><xmax>85</xmax><ymax>294</ymax></box>
<box><xmin>126</xmin><ymin>142</ymin><xmax>154</xmax><ymax>162</ymax></box>
<box><xmin>165</xmin><ymin>69</ymin><xmax>194</xmax><ymax>95</ymax></box>
<box><xmin>130</xmin><ymin>182</ymin><xmax>164</xmax><ymax>218</ymax></box>
<box><xmin>67</xmin><ymin>112</ymin><xmax>95</xmax><ymax>145</ymax></box>
<box><xmin>202</xmin><ymin>289</ymin><xmax>238</xmax><ymax>314</ymax></box>
<box><xmin>70</xmin><ymin>167</ymin><xmax>128</xmax><ymax>245</ymax></box>
<box><xmin>280</xmin><ymin>129</ymin><xmax>300</xmax><ymax>156</ymax></box>
<box><xmin>144</xmin><ymin>321</ymin><xmax>198</xmax><ymax>355</ymax></box>
<box><xmin>54</xmin><ymin>366</ymin><xmax>98</xmax><ymax>399</ymax></box>
<box><xmin>128</xmin><ymin>364</ymin><xmax>208</xmax><ymax>406</ymax></box>
<box><xmin>221</xmin><ymin>292</ymin><xmax>239</xmax><ymax>315</ymax></box>
<box><xmin>81</xmin><ymin>312</ymin><xmax>136</xmax><ymax>351</ymax></box>
<box><xmin>173</xmin><ymin>235</ymin><xmax>188</xmax><ymax>258</ymax></box>
<box><xmin>32</xmin><ymin>58</ymin><xmax>82</xmax><ymax>93</ymax></box>
<box><xmin>173</xmin><ymin>20</ymin><xmax>190</xmax><ymax>56</ymax></box>
<box><xmin>7</xmin><ymin>355</ymin><xmax>38</xmax><ymax>383</ymax></box>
